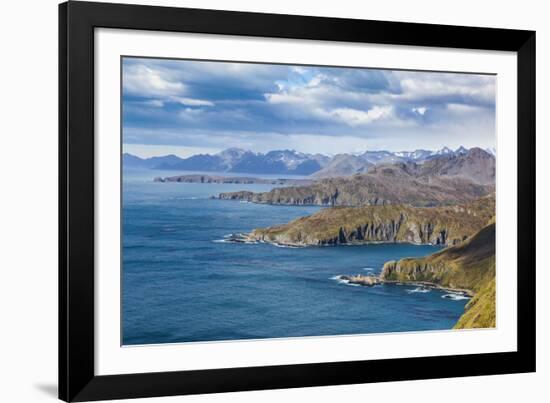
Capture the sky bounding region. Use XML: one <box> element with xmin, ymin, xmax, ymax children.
<box><xmin>122</xmin><ymin>57</ymin><xmax>496</xmax><ymax>158</ymax></box>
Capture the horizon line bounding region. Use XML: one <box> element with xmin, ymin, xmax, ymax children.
<box><xmin>122</xmin><ymin>144</ymin><xmax>495</xmax><ymax>160</ymax></box>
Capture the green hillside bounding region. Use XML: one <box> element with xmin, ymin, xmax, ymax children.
<box><xmin>381</xmin><ymin>221</ymin><xmax>496</xmax><ymax>329</ymax></box>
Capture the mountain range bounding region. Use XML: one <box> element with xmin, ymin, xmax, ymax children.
<box><xmin>123</xmin><ymin>146</ymin><xmax>494</xmax><ymax>177</ymax></box>
<box><xmin>214</xmin><ymin>146</ymin><xmax>495</xmax><ymax>207</ymax></box>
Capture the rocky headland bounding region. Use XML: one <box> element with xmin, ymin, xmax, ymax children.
<box><xmin>331</xmin><ymin>221</ymin><xmax>495</xmax><ymax>329</ymax></box>
<box><xmin>381</xmin><ymin>221</ymin><xmax>496</xmax><ymax>329</ymax></box>
<box><xmin>216</xmin><ymin>165</ymin><xmax>493</xmax><ymax>208</ymax></box>
<box><xmin>246</xmin><ymin>195</ymin><xmax>494</xmax><ymax>247</ymax></box>
<box><xmin>215</xmin><ymin>148</ymin><xmax>495</xmax><ymax>208</ymax></box>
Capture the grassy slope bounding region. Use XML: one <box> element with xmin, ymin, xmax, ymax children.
<box><xmin>251</xmin><ymin>195</ymin><xmax>494</xmax><ymax>247</ymax></box>
<box><xmin>381</xmin><ymin>221</ymin><xmax>496</xmax><ymax>329</ymax></box>
<box><xmin>454</xmin><ymin>278</ymin><xmax>496</xmax><ymax>329</ymax></box>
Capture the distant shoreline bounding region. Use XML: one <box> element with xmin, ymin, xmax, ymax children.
<box><xmin>153</xmin><ymin>174</ymin><xmax>314</xmax><ymax>186</ymax></box>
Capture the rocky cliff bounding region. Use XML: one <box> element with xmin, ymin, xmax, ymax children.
<box><xmin>248</xmin><ymin>195</ymin><xmax>494</xmax><ymax>247</ymax></box>
<box><xmin>416</xmin><ymin>147</ymin><xmax>495</xmax><ymax>185</ymax></box>
<box><xmin>381</xmin><ymin>221</ymin><xmax>496</xmax><ymax>329</ymax></box>
<box><xmin>217</xmin><ymin>166</ymin><xmax>493</xmax><ymax>208</ymax></box>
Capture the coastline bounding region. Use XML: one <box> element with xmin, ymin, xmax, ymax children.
<box><xmin>334</xmin><ymin>274</ymin><xmax>474</xmax><ymax>297</ymax></box>
<box><xmin>241</xmin><ymin>233</ymin><xmax>445</xmax><ymax>248</ymax></box>
<box><xmin>382</xmin><ymin>280</ymin><xmax>474</xmax><ymax>297</ymax></box>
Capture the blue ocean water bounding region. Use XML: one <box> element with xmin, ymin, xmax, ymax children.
<box><xmin>122</xmin><ymin>169</ymin><xmax>469</xmax><ymax>345</ymax></box>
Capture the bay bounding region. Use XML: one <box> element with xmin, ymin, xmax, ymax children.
<box><xmin>122</xmin><ymin>168</ymin><xmax>468</xmax><ymax>345</ymax></box>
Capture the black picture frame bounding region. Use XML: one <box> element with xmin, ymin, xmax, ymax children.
<box><xmin>59</xmin><ymin>1</ymin><xmax>536</xmax><ymax>401</ymax></box>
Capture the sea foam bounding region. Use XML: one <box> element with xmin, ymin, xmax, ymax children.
<box><xmin>441</xmin><ymin>293</ymin><xmax>471</xmax><ymax>301</ymax></box>
<box><xmin>406</xmin><ymin>286</ymin><xmax>431</xmax><ymax>294</ymax></box>
<box><xmin>330</xmin><ymin>275</ymin><xmax>361</xmax><ymax>287</ymax></box>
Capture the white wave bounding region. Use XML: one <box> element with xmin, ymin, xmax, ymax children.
<box><xmin>213</xmin><ymin>234</ymin><xmax>259</xmax><ymax>244</ymax></box>
<box><xmin>406</xmin><ymin>287</ymin><xmax>431</xmax><ymax>294</ymax></box>
<box><xmin>330</xmin><ymin>275</ymin><xmax>348</xmax><ymax>284</ymax></box>
<box><xmin>272</xmin><ymin>243</ymin><xmax>300</xmax><ymax>249</ymax></box>
<box><xmin>362</xmin><ymin>267</ymin><xmax>375</xmax><ymax>272</ymax></box>
<box><xmin>441</xmin><ymin>293</ymin><xmax>471</xmax><ymax>301</ymax></box>
<box><xmin>330</xmin><ymin>275</ymin><xmax>360</xmax><ymax>287</ymax></box>
<box><xmin>233</xmin><ymin>240</ymin><xmax>259</xmax><ymax>244</ymax></box>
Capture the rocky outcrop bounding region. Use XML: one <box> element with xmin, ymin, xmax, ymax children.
<box><xmin>216</xmin><ymin>191</ymin><xmax>256</xmax><ymax>200</ymax></box>
<box><xmin>417</xmin><ymin>147</ymin><xmax>495</xmax><ymax>185</ymax></box>
<box><xmin>247</xmin><ymin>195</ymin><xmax>494</xmax><ymax>247</ymax></box>
<box><xmin>339</xmin><ymin>274</ymin><xmax>381</xmax><ymax>286</ymax></box>
<box><xmin>380</xmin><ymin>222</ymin><xmax>496</xmax><ymax>329</ymax></box>
<box><xmin>216</xmin><ymin>164</ymin><xmax>493</xmax><ymax>208</ymax></box>
<box><xmin>380</xmin><ymin>222</ymin><xmax>495</xmax><ymax>289</ymax></box>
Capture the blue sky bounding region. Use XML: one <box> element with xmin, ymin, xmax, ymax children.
<box><xmin>122</xmin><ymin>57</ymin><xmax>496</xmax><ymax>158</ymax></box>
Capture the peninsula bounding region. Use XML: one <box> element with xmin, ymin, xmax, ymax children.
<box><xmin>246</xmin><ymin>195</ymin><xmax>494</xmax><ymax>247</ymax></box>
<box><xmin>380</xmin><ymin>220</ymin><xmax>496</xmax><ymax>329</ymax></box>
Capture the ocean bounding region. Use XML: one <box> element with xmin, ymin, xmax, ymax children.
<box><xmin>122</xmin><ymin>168</ymin><xmax>469</xmax><ymax>345</ymax></box>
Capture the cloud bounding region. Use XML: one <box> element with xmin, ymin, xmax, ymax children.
<box><xmin>122</xmin><ymin>57</ymin><xmax>496</xmax><ymax>153</ymax></box>
<box><xmin>170</xmin><ymin>96</ymin><xmax>214</xmax><ymax>107</ymax></box>
<box><xmin>327</xmin><ymin>106</ymin><xmax>394</xmax><ymax>126</ymax></box>
<box><xmin>394</xmin><ymin>72</ymin><xmax>495</xmax><ymax>106</ymax></box>
<box><xmin>132</xmin><ymin>99</ymin><xmax>164</xmax><ymax>108</ymax></box>
<box><xmin>123</xmin><ymin>65</ymin><xmax>185</xmax><ymax>97</ymax></box>
<box><xmin>412</xmin><ymin>106</ymin><xmax>427</xmax><ymax>115</ymax></box>
<box><xmin>446</xmin><ymin>103</ymin><xmax>483</xmax><ymax>113</ymax></box>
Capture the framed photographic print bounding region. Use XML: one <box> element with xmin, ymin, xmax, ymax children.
<box><xmin>59</xmin><ymin>1</ymin><xmax>536</xmax><ymax>401</ymax></box>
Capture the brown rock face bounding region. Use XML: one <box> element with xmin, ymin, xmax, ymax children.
<box><xmin>248</xmin><ymin>195</ymin><xmax>494</xmax><ymax>247</ymax></box>
<box><xmin>217</xmin><ymin>167</ymin><xmax>492</xmax><ymax>208</ymax></box>
<box><xmin>339</xmin><ymin>274</ymin><xmax>381</xmax><ymax>286</ymax></box>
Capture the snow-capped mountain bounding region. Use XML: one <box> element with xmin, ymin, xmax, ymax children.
<box><xmin>123</xmin><ymin>146</ymin><xmax>492</xmax><ymax>176</ymax></box>
<box><xmin>455</xmin><ymin>146</ymin><xmax>469</xmax><ymax>155</ymax></box>
<box><xmin>216</xmin><ymin>147</ymin><xmax>250</xmax><ymax>167</ymax></box>
<box><xmin>359</xmin><ymin>150</ymin><xmax>396</xmax><ymax>164</ymax></box>
<box><xmin>393</xmin><ymin>149</ymin><xmax>433</xmax><ymax>161</ymax></box>
<box><xmin>229</xmin><ymin>149</ymin><xmax>323</xmax><ymax>175</ymax></box>
<box><xmin>431</xmin><ymin>146</ymin><xmax>454</xmax><ymax>156</ymax></box>
<box><xmin>124</xmin><ymin>149</ymin><xmax>327</xmax><ymax>175</ymax></box>
<box><xmin>359</xmin><ymin>147</ymin><xmax>468</xmax><ymax>165</ymax></box>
